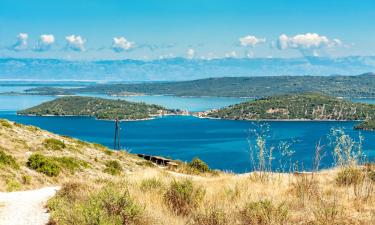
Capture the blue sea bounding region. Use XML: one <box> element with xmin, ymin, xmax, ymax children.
<box><xmin>0</xmin><ymin>84</ymin><xmax>374</xmax><ymax>173</ymax></box>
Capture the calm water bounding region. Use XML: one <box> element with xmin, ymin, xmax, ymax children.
<box><xmin>0</xmin><ymin>85</ymin><xmax>374</xmax><ymax>173</ymax></box>
<box><xmin>1</xmin><ymin>112</ymin><xmax>374</xmax><ymax>173</ymax></box>
<box><xmin>351</xmin><ymin>98</ymin><xmax>375</xmax><ymax>104</ymax></box>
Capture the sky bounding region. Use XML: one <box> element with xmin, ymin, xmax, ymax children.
<box><xmin>0</xmin><ymin>0</ymin><xmax>374</xmax><ymax>60</ymax></box>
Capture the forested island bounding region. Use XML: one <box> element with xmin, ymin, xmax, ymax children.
<box><xmin>17</xmin><ymin>96</ymin><xmax>180</xmax><ymax>120</ymax></box>
<box><xmin>200</xmin><ymin>93</ymin><xmax>375</xmax><ymax>129</ymax></box>
<box><xmin>24</xmin><ymin>73</ymin><xmax>375</xmax><ymax>98</ymax></box>
<box><xmin>355</xmin><ymin>120</ymin><xmax>375</xmax><ymax>131</ymax></box>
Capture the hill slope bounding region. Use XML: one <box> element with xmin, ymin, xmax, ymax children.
<box><xmin>0</xmin><ymin>119</ymin><xmax>145</xmax><ymax>192</ymax></box>
<box><xmin>205</xmin><ymin>93</ymin><xmax>375</xmax><ymax>122</ymax></box>
<box><xmin>26</xmin><ymin>73</ymin><xmax>375</xmax><ymax>98</ymax></box>
<box><xmin>18</xmin><ymin>96</ymin><xmax>175</xmax><ymax>120</ymax></box>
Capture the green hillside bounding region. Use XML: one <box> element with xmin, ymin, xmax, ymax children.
<box><xmin>18</xmin><ymin>96</ymin><xmax>174</xmax><ymax>120</ymax></box>
<box><xmin>205</xmin><ymin>93</ymin><xmax>375</xmax><ymax>121</ymax></box>
<box><xmin>26</xmin><ymin>73</ymin><xmax>375</xmax><ymax>98</ymax></box>
<box><xmin>355</xmin><ymin>120</ymin><xmax>375</xmax><ymax>131</ymax></box>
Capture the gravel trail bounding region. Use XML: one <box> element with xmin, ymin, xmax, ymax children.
<box><xmin>0</xmin><ymin>186</ymin><xmax>59</xmax><ymax>225</ymax></box>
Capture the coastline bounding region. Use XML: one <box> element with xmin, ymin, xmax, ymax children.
<box><xmin>15</xmin><ymin>113</ymin><xmax>191</xmax><ymax>122</ymax></box>
<box><xmin>17</xmin><ymin>112</ymin><xmax>366</xmax><ymax>123</ymax></box>
<box><xmin>193</xmin><ymin>115</ymin><xmax>364</xmax><ymax>122</ymax></box>
<box><xmin>16</xmin><ymin>113</ymin><xmax>160</xmax><ymax>122</ymax></box>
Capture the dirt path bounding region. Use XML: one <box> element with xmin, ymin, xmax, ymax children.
<box><xmin>0</xmin><ymin>186</ymin><xmax>60</xmax><ymax>225</ymax></box>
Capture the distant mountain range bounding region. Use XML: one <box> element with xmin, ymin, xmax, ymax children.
<box><xmin>1</xmin><ymin>56</ymin><xmax>375</xmax><ymax>81</ymax></box>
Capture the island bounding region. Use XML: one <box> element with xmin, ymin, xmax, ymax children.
<box><xmin>18</xmin><ymin>96</ymin><xmax>184</xmax><ymax>120</ymax></box>
<box><xmin>355</xmin><ymin>120</ymin><xmax>375</xmax><ymax>131</ymax></box>
<box><xmin>199</xmin><ymin>93</ymin><xmax>375</xmax><ymax>129</ymax></box>
<box><xmin>24</xmin><ymin>73</ymin><xmax>375</xmax><ymax>98</ymax></box>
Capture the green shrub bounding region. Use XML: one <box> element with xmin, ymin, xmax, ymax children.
<box><xmin>336</xmin><ymin>167</ymin><xmax>364</xmax><ymax>186</ymax></box>
<box><xmin>21</xmin><ymin>175</ymin><xmax>32</xmax><ymax>185</ymax></box>
<box><xmin>140</xmin><ymin>178</ymin><xmax>164</xmax><ymax>192</ymax></box>
<box><xmin>190</xmin><ymin>207</ymin><xmax>227</xmax><ymax>225</ymax></box>
<box><xmin>239</xmin><ymin>200</ymin><xmax>289</xmax><ymax>225</ymax></box>
<box><xmin>104</xmin><ymin>160</ymin><xmax>122</xmax><ymax>175</ymax></box>
<box><xmin>136</xmin><ymin>160</ymin><xmax>155</xmax><ymax>168</ymax></box>
<box><xmin>188</xmin><ymin>157</ymin><xmax>210</xmax><ymax>173</ymax></box>
<box><xmin>6</xmin><ymin>178</ymin><xmax>21</xmax><ymax>192</ymax></box>
<box><xmin>27</xmin><ymin>154</ymin><xmax>60</xmax><ymax>177</ymax></box>
<box><xmin>104</xmin><ymin>149</ymin><xmax>113</xmax><ymax>155</ymax></box>
<box><xmin>48</xmin><ymin>184</ymin><xmax>147</xmax><ymax>225</ymax></box>
<box><xmin>164</xmin><ymin>179</ymin><xmax>205</xmax><ymax>216</ymax></box>
<box><xmin>0</xmin><ymin>119</ymin><xmax>12</xmax><ymax>128</ymax></box>
<box><xmin>0</xmin><ymin>149</ymin><xmax>19</xmax><ymax>169</ymax></box>
<box><xmin>43</xmin><ymin>138</ymin><xmax>66</xmax><ymax>151</ymax></box>
<box><xmin>53</xmin><ymin>157</ymin><xmax>90</xmax><ymax>174</ymax></box>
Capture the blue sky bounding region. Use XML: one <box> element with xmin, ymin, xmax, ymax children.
<box><xmin>0</xmin><ymin>0</ymin><xmax>374</xmax><ymax>60</ymax></box>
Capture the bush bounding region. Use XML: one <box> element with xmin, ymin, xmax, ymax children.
<box><xmin>313</xmin><ymin>200</ymin><xmax>345</xmax><ymax>225</ymax></box>
<box><xmin>0</xmin><ymin>119</ymin><xmax>12</xmax><ymax>128</ymax></box>
<box><xmin>43</xmin><ymin>138</ymin><xmax>66</xmax><ymax>151</ymax></box>
<box><xmin>104</xmin><ymin>150</ymin><xmax>113</xmax><ymax>155</ymax></box>
<box><xmin>27</xmin><ymin>154</ymin><xmax>60</xmax><ymax>177</ymax></box>
<box><xmin>164</xmin><ymin>179</ymin><xmax>205</xmax><ymax>216</ymax></box>
<box><xmin>53</xmin><ymin>157</ymin><xmax>90</xmax><ymax>174</ymax></box>
<box><xmin>0</xmin><ymin>149</ymin><xmax>19</xmax><ymax>169</ymax></box>
<box><xmin>290</xmin><ymin>174</ymin><xmax>319</xmax><ymax>201</ymax></box>
<box><xmin>239</xmin><ymin>200</ymin><xmax>289</xmax><ymax>225</ymax></box>
<box><xmin>104</xmin><ymin>160</ymin><xmax>122</xmax><ymax>175</ymax></box>
<box><xmin>56</xmin><ymin>181</ymin><xmax>90</xmax><ymax>202</ymax></box>
<box><xmin>188</xmin><ymin>157</ymin><xmax>210</xmax><ymax>173</ymax></box>
<box><xmin>140</xmin><ymin>178</ymin><xmax>165</xmax><ymax>192</ymax></box>
<box><xmin>136</xmin><ymin>160</ymin><xmax>155</xmax><ymax>168</ymax></box>
<box><xmin>336</xmin><ymin>167</ymin><xmax>364</xmax><ymax>186</ymax></box>
<box><xmin>21</xmin><ymin>175</ymin><xmax>32</xmax><ymax>185</ymax></box>
<box><xmin>6</xmin><ymin>178</ymin><xmax>21</xmax><ymax>192</ymax></box>
<box><xmin>190</xmin><ymin>207</ymin><xmax>227</xmax><ymax>225</ymax></box>
<box><xmin>48</xmin><ymin>184</ymin><xmax>147</xmax><ymax>225</ymax></box>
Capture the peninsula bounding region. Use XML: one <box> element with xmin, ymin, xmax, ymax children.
<box><xmin>201</xmin><ymin>93</ymin><xmax>375</xmax><ymax>129</ymax></box>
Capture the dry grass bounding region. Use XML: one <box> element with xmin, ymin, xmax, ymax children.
<box><xmin>46</xmin><ymin>168</ymin><xmax>375</xmax><ymax>225</ymax></box>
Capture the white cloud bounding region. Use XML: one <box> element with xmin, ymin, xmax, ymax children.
<box><xmin>35</xmin><ymin>34</ymin><xmax>55</xmax><ymax>51</ymax></box>
<box><xmin>239</xmin><ymin>35</ymin><xmax>265</xmax><ymax>47</ymax></box>
<box><xmin>159</xmin><ymin>53</ymin><xmax>175</xmax><ymax>59</ymax></box>
<box><xmin>277</xmin><ymin>33</ymin><xmax>342</xmax><ymax>50</ymax></box>
<box><xmin>225</xmin><ymin>51</ymin><xmax>237</xmax><ymax>58</ymax></box>
<box><xmin>277</xmin><ymin>34</ymin><xmax>289</xmax><ymax>50</ymax></box>
<box><xmin>112</xmin><ymin>37</ymin><xmax>134</xmax><ymax>52</ymax></box>
<box><xmin>65</xmin><ymin>35</ymin><xmax>86</xmax><ymax>51</ymax></box>
<box><xmin>13</xmin><ymin>33</ymin><xmax>28</xmax><ymax>51</ymax></box>
<box><xmin>186</xmin><ymin>48</ymin><xmax>195</xmax><ymax>59</ymax></box>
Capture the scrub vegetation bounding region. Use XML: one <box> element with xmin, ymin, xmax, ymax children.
<box><xmin>18</xmin><ymin>96</ymin><xmax>176</xmax><ymax>120</ymax></box>
<box><xmin>206</xmin><ymin>93</ymin><xmax>375</xmax><ymax>121</ymax></box>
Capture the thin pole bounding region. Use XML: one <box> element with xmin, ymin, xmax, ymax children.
<box><xmin>117</xmin><ymin>120</ymin><xmax>121</xmax><ymax>150</ymax></box>
<box><xmin>114</xmin><ymin>117</ymin><xmax>120</xmax><ymax>150</ymax></box>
